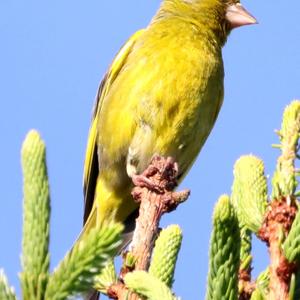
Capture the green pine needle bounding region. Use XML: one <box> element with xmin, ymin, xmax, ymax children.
<box><xmin>250</xmin><ymin>289</ymin><xmax>265</xmax><ymax>300</ymax></box>
<box><xmin>0</xmin><ymin>270</ymin><xmax>17</xmax><ymax>300</ymax></box>
<box><xmin>289</xmin><ymin>273</ymin><xmax>296</xmax><ymax>300</ymax></box>
<box><xmin>271</xmin><ymin>144</ymin><xmax>282</xmax><ymax>149</ymax></box>
<box><xmin>124</xmin><ymin>252</ymin><xmax>137</xmax><ymax>270</ymax></box>
<box><xmin>94</xmin><ymin>260</ymin><xmax>117</xmax><ymax>294</ymax></box>
<box><xmin>272</xmin><ymin>100</ymin><xmax>300</xmax><ymax>199</ymax></box>
<box><xmin>44</xmin><ymin>223</ymin><xmax>122</xmax><ymax>300</ymax></box>
<box><xmin>20</xmin><ymin>130</ymin><xmax>50</xmax><ymax>300</ymax></box>
<box><xmin>283</xmin><ymin>209</ymin><xmax>300</xmax><ymax>262</ymax></box>
<box><xmin>292</xmin><ymin>270</ymin><xmax>300</xmax><ymax>300</ymax></box>
<box><xmin>251</xmin><ymin>268</ymin><xmax>269</xmax><ymax>299</ymax></box>
<box><xmin>206</xmin><ymin>195</ymin><xmax>240</xmax><ymax>300</ymax></box>
<box><xmin>239</xmin><ymin>227</ymin><xmax>252</xmax><ymax>268</ymax></box>
<box><xmin>231</xmin><ymin>155</ymin><xmax>268</xmax><ymax>233</ymax></box>
<box><xmin>124</xmin><ymin>271</ymin><xmax>178</xmax><ymax>300</ymax></box>
<box><xmin>149</xmin><ymin>225</ymin><xmax>182</xmax><ymax>287</ymax></box>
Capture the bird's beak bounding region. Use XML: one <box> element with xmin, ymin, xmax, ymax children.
<box><xmin>226</xmin><ymin>3</ymin><xmax>257</xmax><ymax>29</ymax></box>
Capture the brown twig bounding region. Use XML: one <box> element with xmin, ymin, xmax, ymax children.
<box><xmin>107</xmin><ymin>155</ymin><xmax>189</xmax><ymax>300</ymax></box>
<box><xmin>258</xmin><ymin>198</ymin><xmax>297</xmax><ymax>300</ymax></box>
<box><xmin>129</xmin><ymin>155</ymin><xmax>189</xmax><ymax>271</ymax></box>
<box><xmin>238</xmin><ymin>267</ymin><xmax>255</xmax><ymax>300</ymax></box>
<box><xmin>107</xmin><ymin>282</ymin><xmax>129</xmax><ymax>300</ymax></box>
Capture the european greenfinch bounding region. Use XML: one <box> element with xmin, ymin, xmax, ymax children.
<box><xmin>82</xmin><ymin>0</ymin><xmax>256</xmax><ymax>244</ymax></box>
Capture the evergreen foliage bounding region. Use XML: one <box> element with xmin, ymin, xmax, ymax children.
<box><xmin>3</xmin><ymin>101</ymin><xmax>300</xmax><ymax>299</ymax></box>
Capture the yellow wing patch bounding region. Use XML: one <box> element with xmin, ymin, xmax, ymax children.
<box><xmin>83</xmin><ymin>29</ymin><xmax>145</xmax><ymax>223</ymax></box>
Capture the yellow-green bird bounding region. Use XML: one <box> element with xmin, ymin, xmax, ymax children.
<box><xmin>83</xmin><ymin>0</ymin><xmax>256</xmax><ymax>253</ymax></box>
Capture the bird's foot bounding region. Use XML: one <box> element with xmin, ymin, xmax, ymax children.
<box><xmin>132</xmin><ymin>155</ymin><xmax>179</xmax><ymax>193</ymax></box>
<box><xmin>132</xmin><ymin>173</ymin><xmax>163</xmax><ymax>193</ymax></box>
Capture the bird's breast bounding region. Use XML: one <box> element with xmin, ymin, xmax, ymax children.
<box><xmin>98</xmin><ymin>29</ymin><xmax>224</xmax><ymax>177</ymax></box>
<box><xmin>127</xmin><ymin>42</ymin><xmax>224</xmax><ymax>174</ymax></box>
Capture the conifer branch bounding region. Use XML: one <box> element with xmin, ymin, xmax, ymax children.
<box><xmin>283</xmin><ymin>208</ymin><xmax>300</xmax><ymax>262</ymax></box>
<box><xmin>94</xmin><ymin>260</ymin><xmax>118</xmax><ymax>295</ymax></box>
<box><xmin>124</xmin><ymin>271</ymin><xmax>177</xmax><ymax>300</ymax></box>
<box><xmin>0</xmin><ymin>270</ymin><xmax>17</xmax><ymax>300</ymax></box>
<box><xmin>231</xmin><ymin>155</ymin><xmax>268</xmax><ymax>299</ymax></box>
<box><xmin>129</xmin><ymin>156</ymin><xmax>189</xmax><ymax>272</ymax></box>
<box><xmin>252</xmin><ymin>268</ymin><xmax>269</xmax><ymax>299</ymax></box>
<box><xmin>105</xmin><ymin>156</ymin><xmax>187</xmax><ymax>300</ymax></box>
<box><xmin>149</xmin><ymin>224</ymin><xmax>183</xmax><ymax>287</ymax></box>
<box><xmin>258</xmin><ymin>101</ymin><xmax>300</xmax><ymax>300</ymax></box>
<box><xmin>231</xmin><ymin>155</ymin><xmax>268</xmax><ymax>233</ymax></box>
<box><xmin>272</xmin><ymin>100</ymin><xmax>300</xmax><ymax>199</ymax></box>
<box><xmin>20</xmin><ymin>130</ymin><xmax>50</xmax><ymax>300</ymax></box>
<box><xmin>206</xmin><ymin>195</ymin><xmax>240</xmax><ymax>300</ymax></box>
<box><xmin>292</xmin><ymin>270</ymin><xmax>300</xmax><ymax>299</ymax></box>
<box><xmin>250</xmin><ymin>289</ymin><xmax>265</xmax><ymax>300</ymax></box>
<box><xmin>44</xmin><ymin>223</ymin><xmax>122</xmax><ymax>300</ymax></box>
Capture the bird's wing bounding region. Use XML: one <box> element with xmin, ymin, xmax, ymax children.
<box><xmin>83</xmin><ymin>29</ymin><xmax>145</xmax><ymax>224</ymax></box>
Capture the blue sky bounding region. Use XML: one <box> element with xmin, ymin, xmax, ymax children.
<box><xmin>0</xmin><ymin>0</ymin><xmax>300</xmax><ymax>299</ymax></box>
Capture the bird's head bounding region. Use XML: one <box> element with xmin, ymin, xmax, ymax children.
<box><xmin>185</xmin><ymin>0</ymin><xmax>256</xmax><ymax>29</ymax></box>
<box><xmin>156</xmin><ymin>0</ymin><xmax>257</xmax><ymax>45</ymax></box>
